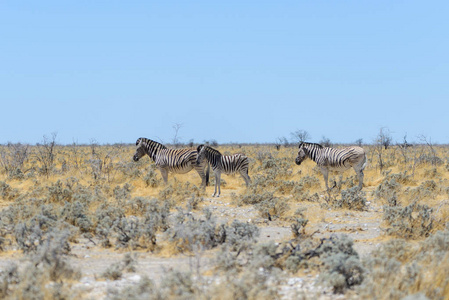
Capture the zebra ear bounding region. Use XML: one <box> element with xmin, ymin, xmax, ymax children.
<box><xmin>197</xmin><ymin>144</ymin><xmax>204</xmax><ymax>152</ymax></box>
<box><xmin>136</xmin><ymin>138</ymin><xmax>142</xmax><ymax>146</ymax></box>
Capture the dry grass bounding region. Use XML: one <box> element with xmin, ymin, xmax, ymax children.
<box><xmin>0</xmin><ymin>142</ymin><xmax>448</xmax><ymax>298</ymax></box>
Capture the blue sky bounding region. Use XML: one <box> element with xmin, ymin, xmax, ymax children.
<box><xmin>1</xmin><ymin>1</ymin><xmax>448</xmax><ymax>145</ymax></box>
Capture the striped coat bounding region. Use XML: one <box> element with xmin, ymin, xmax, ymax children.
<box><xmin>295</xmin><ymin>142</ymin><xmax>366</xmax><ymax>191</ymax></box>
<box><xmin>133</xmin><ymin>138</ymin><xmax>209</xmax><ymax>187</ymax></box>
<box><xmin>196</xmin><ymin>144</ymin><xmax>251</xmax><ymax>197</ymax></box>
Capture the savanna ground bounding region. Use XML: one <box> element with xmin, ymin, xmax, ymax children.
<box><xmin>0</xmin><ymin>140</ymin><xmax>449</xmax><ymax>299</ymax></box>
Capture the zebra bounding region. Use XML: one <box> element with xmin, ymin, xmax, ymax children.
<box><xmin>196</xmin><ymin>144</ymin><xmax>251</xmax><ymax>197</ymax></box>
<box><xmin>133</xmin><ymin>138</ymin><xmax>209</xmax><ymax>187</ymax></box>
<box><xmin>295</xmin><ymin>142</ymin><xmax>367</xmax><ymax>191</ymax></box>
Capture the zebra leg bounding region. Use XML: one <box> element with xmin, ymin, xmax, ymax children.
<box><xmin>160</xmin><ymin>168</ymin><xmax>169</xmax><ymax>184</ymax></box>
<box><xmin>217</xmin><ymin>172</ymin><xmax>222</xmax><ymax>197</ymax></box>
<box><xmin>213</xmin><ymin>171</ymin><xmax>221</xmax><ymax>197</ymax></box>
<box><xmin>354</xmin><ymin>167</ymin><xmax>364</xmax><ymax>190</ymax></box>
<box><xmin>240</xmin><ymin>170</ymin><xmax>251</xmax><ymax>187</ymax></box>
<box><xmin>354</xmin><ymin>156</ymin><xmax>366</xmax><ymax>190</ymax></box>
<box><xmin>194</xmin><ymin>164</ymin><xmax>208</xmax><ymax>188</ymax></box>
<box><xmin>320</xmin><ymin>167</ymin><xmax>330</xmax><ymax>191</ymax></box>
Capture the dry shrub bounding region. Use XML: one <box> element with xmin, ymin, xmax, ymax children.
<box><xmin>231</xmin><ymin>183</ymin><xmax>291</xmax><ymax>219</ymax></box>
<box><xmin>167</xmin><ymin>208</ymin><xmax>259</xmax><ymax>254</ymax></box>
<box><xmin>275</xmin><ymin>180</ymin><xmax>296</xmax><ymax>195</ymax></box>
<box><xmin>109</xmin><ymin>269</ymin><xmax>201</xmax><ymax>300</ymax></box>
<box><xmin>167</xmin><ymin>207</ymin><xmax>219</xmax><ymax>253</ymax></box>
<box><xmin>0</xmin><ymin>181</ymin><xmax>20</xmax><ymax>201</ymax></box>
<box><xmin>290</xmin><ymin>209</ymin><xmax>309</xmax><ymax>239</ymax></box>
<box><xmin>404</xmin><ymin>180</ymin><xmax>441</xmax><ymax>200</ymax></box>
<box><xmin>298</xmin><ymin>175</ymin><xmax>322</xmax><ymax>189</ymax></box>
<box><xmin>61</xmin><ymin>201</ymin><xmax>93</xmax><ymax>233</ymax></box>
<box><xmin>142</xmin><ymin>164</ymin><xmax>161</xmax><ymax>187</ymax></box>
<box><xmin>215</xmin><ymin>228</ymin><xmax>363</xmax><ymax>295</ymax></box>
<box><xmin>113</xmin><ymin>183</ymin><xmax>133</xmax><ymax>202</ymax></box>
<box><xmin>94</xmin><ymin>198</ymin><xmax>169</xmax><ymax>250</ymax></box>
<box><xmin>3</xmin><ymin>230</ymin><xmax>81</xmax><ymax>299</ymax></box>
<box><xmin>223</xmin><ymin>219</ymin><xmax>259</xmax><ymax>251</ymax></box>
<box><xmin>312</xmin><ymin>235</ymin><xmax>364</xmax><ymax>293</ymax></box>
<box><xmin>359</xmin><ymin>227</ymin><xmax>449</xmax><ymax>299</ymax></box>
<box><xmin>255</xmin><ymin>196</ymin><xmax>290</xmax><ymax>220</ymax></box>
<box><xmin>374</xmin><ymin>176</ymin><xmax>402</xmax><ymax>200</ymax></box>
<box><xmin>291</xmin><ymin>175</ymin><xmax>321</xmax><ymax>202</ymax></box>
<box><xmin>0</xmin><ymin>263</ymin><xmax>19</xmax><ymax>298</ymax></box>
<box><xmin>231</xmin><ymin>183</ymin><xmax>275</xmax><ymax>206</ymax></box>
<box><xmin>158</xmin><ymin>180</ymin><xmax>202</xmax><ymax>202</ymax></box>
<box><xmin>212</xmin><ymin>242</ymin><xmax>283</xmax><ymax>300</ymax></box>
<box><xmin>383</xmin><ymin>200</ymin><xmax>434</xmax><ymax>238</ymax></box>
<box><xmin>257</xmin><ymin>155</ymin><xmax>292</xmax><ymax>179</ymax></box>
<box><xmin>100</xmin><ymin>253</ymin><xmax>137</xmax><ymax>280</ymax></box>
<box><xmin>210</xmin><ymin>266</ymin><xmax>281</xmax><ymax>300</ymax></box>
<box><xmin>323</xmin><ymin>187</ymin><xmax>367</xmax><ymax>211</ymax></box>
<box><xmin>107</xmin><ymin>276</ymin><xmax>158</xmax><ymax>300</ymax></box>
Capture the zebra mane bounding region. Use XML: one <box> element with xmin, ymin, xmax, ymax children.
<box><xmin>299</xmin><ymin>142</ymin><xmax>324</xmax><ymax>149</ymax></box>
<box><xmin>198</xmin><ymin>145</ymin><xmax>222</xmax><ymax>159</ymax></box>
<box><xmin>137</xmin><ymin>137</ymin><xmax>168</xmax><ymax>149</ymax></box>
<box><xmin>137</xmin><ymin>137</ymin><xmax>168</xmax><ymax>161</ymax></box>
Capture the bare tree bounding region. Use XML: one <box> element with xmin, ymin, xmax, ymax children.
<box><xmin>277</xmin><ymin>136</ymin><xmax>290</xmax><ymax>148</ymax></box>
<box><xmin>373</xmin><ymin>128</ymin><xmax>389</xmax><ymax>172</ymax></box>
<box><xmin>275</xmin><ymin>136</ymin><xmax>290</xmax><ymax>150</ymax></box>
<box><xmin>69</xmin><ymin>139</ymin><xmax>82</xmax><ymax>170</ymax></box>
<box><xmin>418</xmin><ymin>134</ymin><xmax>440</xmax><ymax>166</ymax></box>
<box><xmin>35</xmin><ymin>132</ymin><xmax>58</xmax><ymax>178</ymax></box>
<box><xmin>397</xmin><ymin>134</ymin><xmax>410</xmax><ymax>165</ymax></box>
<box><xmin>398</xmin><ymin>134</ymin><xmax>412</xmax><ymax>149</ymax></box>
<box><xmin>319</xmin><ymin>136</ymin><xmax>332</xmax><ymax>147</ymax></box>
<box><xmin>188</xmin><ymin>139</ymin><xmax>194</xmax><ymax>148</ymax></box>
<box><xmin>377</xmin><ymin>127</ymin><xmax>393</xmax><ymax>150</ymax></box>
<box><xmin>290</xmin><ymin>130</ymin><xmax>311</xmax><ymax>144</ymax></box>
<box><xmin>90</xmin><ymin>138</ymin><xmax>98</xmax><ymax>155</ymax></box>
<box><xmin>274</xmin><ymin>138</ymin><xmax>282</xmax><ymax>150</ymax></box>
<box><xmin>172</xmin><ymin>123</ymin><xmax>183</xmax><ymax>148</ymax></box>
<box><xmin>88</xmin><ymin>139</ymin><xmax>118</xmax><ymax>182</ymax></box>
<box><xmin>0</xmin><ymin>142</ymin><xmax>30</xmax><ymax>177</ymax></box>
<box><xmin>355</xmin><ymin>138</ymin><xmax>363</xmax><ymax>147</ymax></box>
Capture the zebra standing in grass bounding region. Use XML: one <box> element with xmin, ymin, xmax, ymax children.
<box><xmin>295</xmin><ymin>142</ymin><xmax>367</xmax><ymax>191</ymax></box>
<box><xmin>133</xmin><ymin>138</ymin><xmax>209</xmax><ymax>187</ymax></box>
<box><xmin>196</xmin><ymin>144</ymin><xmax>251</xmax><ymax>197</ymax></box>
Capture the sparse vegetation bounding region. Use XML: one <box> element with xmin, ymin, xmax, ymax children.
<box><xmin>0</xmin><ymin>142</ymin><xmax>448</xmax><ymax>298</ymax></box>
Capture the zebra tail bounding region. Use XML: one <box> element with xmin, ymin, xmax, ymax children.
<box><xmin>206</xmin><ymin>163</ymin><xmax>210</xmax><ymax>186</ymax></box>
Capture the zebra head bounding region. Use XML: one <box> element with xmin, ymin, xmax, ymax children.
<box><xmin>295</xmin><ymin>143</ymin><xmax>307</xmax><ymax>165</ymax></box>
<box><xmin>196</xmin><ymin>144</ymin><xmax>206</xmax><ymax>165</ymax></box>
<box><xmin>133</xmin><ymin>138</ymin><xmax>146</xmax><ymax>162</ymax></box>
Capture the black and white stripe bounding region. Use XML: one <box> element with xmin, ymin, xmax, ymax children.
<box><xmin>133</xmin><ymin>138</ymin><xmax>209</xmax><ymax>187</ymax></box>
<box><xmin>295</xmin><ymin>142</ymin><xmax>367</xmax><ymax>191</ymax></box>
<box><xmin>196</xmin><ymin>144</ymin><xmax>251</xmax><ymax>197</ymax></box>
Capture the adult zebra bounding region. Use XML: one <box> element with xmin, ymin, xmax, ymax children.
<box><xmin>295</xmin><ymin>142</ymin><xmax>367</xmax><ymax>191</ymax></box>
<box><xmin>133</xmin><ymin>138</ymin><xmax>209</xmax><ymax>187</ymax></box>
<box><xmin>196</xmin><ymin>144</ymin><xmax>251</xmax><ymax>197</ymax></box>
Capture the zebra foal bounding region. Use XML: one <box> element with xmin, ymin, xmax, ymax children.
<box><xmin>295</xmin><ymin>142</ymin><xmax>367</xmax><ymax>191</ymax></box>
<box><xmin>196</xmin><ymin>144</ymin><xmax>251</xmax><ymax>197</ymax></box>
<box><xmin>133</xmin><ymin>138</ymin><xmax>209</xmax><ymax>187</ymax></box>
